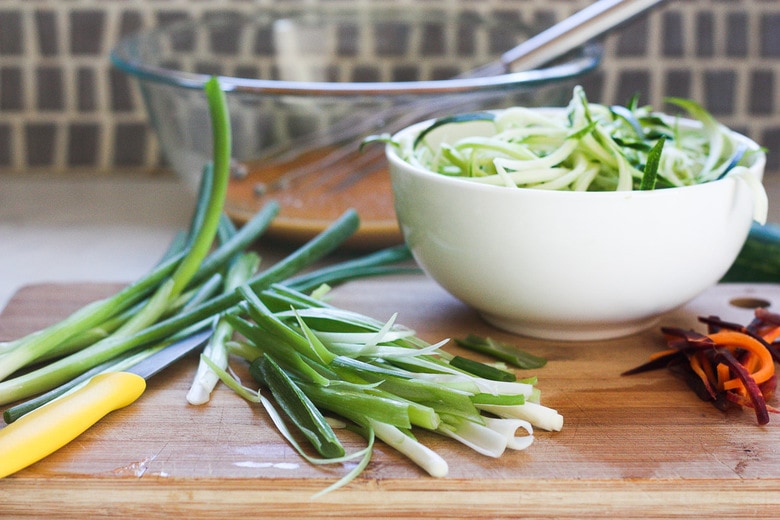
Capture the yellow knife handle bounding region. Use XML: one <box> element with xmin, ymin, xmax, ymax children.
<box><xmin>0</xmin><ymin>371</ymin><xmax>146</xmax><ymax>479</ymax></box>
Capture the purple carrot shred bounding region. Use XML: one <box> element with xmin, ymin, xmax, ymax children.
<box><xmin>714</xmin><ymin>347</ymin><xmax>770</xmax><ymax>425</ymax></box>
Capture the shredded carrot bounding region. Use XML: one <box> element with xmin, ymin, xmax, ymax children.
<box><xmin>624</xmin><ymin>312</ymin><xmax>780</xmax><ymax>425</ymax></box>
<box><xmin>760</xmin><ymin>326</ymin><xmax>780</xmax><ymax>344</ymax></box>
<box><xmin>648</xmin><ymin>348</ymin><xmax>678</xmax><ymax>361</ymax></box>
<box><xmin>716</xmin><ymin>363</ymin><xmax>731</xmax><ymax>391</ymax></box>
<box><xmin>688</xmin><ymin>353</ymin><xmax>712</xmax><ymax>389</ymax></box>
<box><xmin>742</xmin><ymin>351</ymin><xmax>760</xmax><ymax>376</ymax></box>
<box><xmin>709</xmin><ymin>330</ymin><xmax>775</xmax><ymax>389</ymax></box>
<box><xmin>723</xmin><ymin>380</ymin><xmax>747</xmax><ymax>393</ymax></box>
<box><xmin>699</xmin><ymin>352</ymin><xmax>718</xmax><ymax>389</ymax></box>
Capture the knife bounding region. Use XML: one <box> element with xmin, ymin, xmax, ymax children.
<box><xmin>0</xmin><ymin>329</ymin><xmax>211</xmax><ymax>479</ymax></box>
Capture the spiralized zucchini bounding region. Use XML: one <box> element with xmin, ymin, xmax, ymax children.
<box><xmin>400</xmin><ymin>86</ymin><xmax>763</xmax><ymax>193</ymax></box>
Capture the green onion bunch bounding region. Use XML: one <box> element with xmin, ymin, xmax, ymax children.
<box><xmin>202</xmin><ymin>282</ymin><xmax>562</xmax><ymax>495</ymax></box>
<box><xmin>0</xmin><ymin>77</ymin><xmax>560</xmax><ymax>496</ymax></box>
<box><xmin>0</xmin><ymin>78</ymin><xmax>415</xmax><ymax>419</ymax></box>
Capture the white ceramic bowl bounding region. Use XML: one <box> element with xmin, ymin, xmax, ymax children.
<box><xmin>387</xmin><ymin>111</ymin><xmax>767</xmax><ymax>341</ymax></box>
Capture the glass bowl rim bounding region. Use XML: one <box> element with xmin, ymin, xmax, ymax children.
<box><xmin>110</xmin><ymin>10</ymin><xmax>602</xmax><ymax>97</ymax></box>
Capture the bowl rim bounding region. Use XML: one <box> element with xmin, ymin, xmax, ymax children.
<box><xmin>110</xmin><ymin>11</ymin><xmax>602</xmax><ymax>96</ymax></box>
<box><xmin>386</xmin><ymin>108</ymin><xmax>767</xmax><ymax>198</ymax></box>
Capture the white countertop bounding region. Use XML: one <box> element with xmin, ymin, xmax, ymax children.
<box><xmin>2</xmin><ymin>172</ymin><xmax>780</xmax><ymax>313</ymax></box>
<box><xmin>0</xmin><ymin>174</ymin><xmax>197</xmax><ymax>311</ymax></box>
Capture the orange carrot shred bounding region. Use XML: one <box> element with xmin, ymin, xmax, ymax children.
<box><xmin>648</xmin><ymin>348</ymin><xmax>678</xmax><ymax>361</ymax></box>
<box><xmin>709</xmin><ymin>330</ymin><xmax>774</xmax><ymax>388</ymax></box>
<box><xmin>716</xmin><ymin>363</ymin><xmax>731</xmax><ymax>391</ymax></box>
<box><xmin>760</xmin><ymin>326</ymin><xmax>780</xmax><ymax>344</ymax></box>
<box><xmin>625</xmin><ymin>311</ymin><xmax>780</xmax><ymax>425</ymax></box>
<box><xmin>688</xmin><ymin>353</ymin><xmax>711</xmax><ymax>389</ymax></box>
<box><xmin>699</xmin><ymin>352</ymin><xmax>718</xmax><ymax>388</ymax></box>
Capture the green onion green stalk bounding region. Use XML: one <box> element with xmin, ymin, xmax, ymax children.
<box><xmin>205</xmin><ymin>282</ymin><xmax>561</xmax><ymax>492</ymax></box>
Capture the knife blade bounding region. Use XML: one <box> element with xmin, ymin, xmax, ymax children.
<box><xmin>0</xmin><ymin>329</ymin><xmax>211</xmax><ymax>479</ymax></box>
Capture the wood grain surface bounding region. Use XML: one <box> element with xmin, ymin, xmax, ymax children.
<box><xmin>2</xmin><ymin>277</ymin><xmax>780</xmax><ymax>519</ymax></box>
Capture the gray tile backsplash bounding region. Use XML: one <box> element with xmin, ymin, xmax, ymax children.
<box><xmin>0</xmin><ymin>0</ymin><xmax>778</xmax><ymax>174</ymax></box>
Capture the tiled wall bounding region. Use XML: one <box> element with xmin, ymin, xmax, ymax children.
<box><xmin>0</xmin><ymin>0</ymin><xmax>778</xmax><ymax>175</ymax></box>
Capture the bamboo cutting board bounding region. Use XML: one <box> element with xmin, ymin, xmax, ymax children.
<box><xmin>2</xmin><ymin>277</ymin><xmax>780</xmax><ymax>519</ymax></box>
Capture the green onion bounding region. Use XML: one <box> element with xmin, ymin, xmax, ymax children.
<box><xmin>203</xmin><ymin>282</ymin><xmax>560</xmax><ymax>488</ymax></box>
<box><xmin>437</xmin><ymin>415</ymin><xmax>513</xmax><ymax>458</ymax></box>
<box><xmin>0</xmin><ymin>253</ymin><xmax>182</xmax><ymax>382</ymax></box>
<box><xmin>0</xmin><ymin>70</ymin><xmax>424</xmax><ymax>409</ymax></box>
<box><xmin>469</xmin><ymin>393</ymin><xmax>525</xmax><ymax>406</ymax></box>
<box><xmin>369</xmin><ymin>419</ymin><xmax>449</xmax><ymax>478</ymax></box>
<box><xmin>297</xmin><ymin>381</ymin><xmax>417</xmax><ymax>430</ymax></box>
<box><xmin>186</xmin><ymin>252</ymin><xmax>260</xmax><ymax>405</ymax></box>
<box><xmin>455</xmin><ymin>334</ymin><xmax>547</xmax><ymax>369</ymax></box>
<box><xmin>639</xmin><ymin>136</ymin><xmax>665</xmax><ymax>190</ymax></box>
<box><xmin>201</xmin><ymin>353</ymin><xmax>378</xmax><ymax>496</ymax></box>
<box><xmin>3</xmin><ymin>344</ymin><xmax>166</xmax><ymax>424</ymax></box>
<box><xmin>254</xmin><ymin>355</ymin><xmax>345</xmax><ymax>458</ymax></box>
<box><xmin>0</xmin><ymin>208</ymin><xmax>366</xmax><ymax>407</ymax></box>
<box><xmin>0</xmin><ymin>77</ymin><xmax>229</xmax><ymax>390</ymax></box>
<box><xmin>449</xmin><ymin>355</ymin><xmax>517</xmax><ymax>382</ymax></box>
<box><xmin>477</xmin><ymin>401</ymin><xmax>564</xmax><ymax>432</ymax></box>
<box><xmin>283</xmin><ymin>244</ymin><xmax>418</xmax><ymax>293</ymax></box>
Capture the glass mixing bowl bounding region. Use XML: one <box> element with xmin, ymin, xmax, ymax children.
<box><xmin>112</xmin><ymin>6</ymin><xmax>601</xmax><ymax>247</ymax></box>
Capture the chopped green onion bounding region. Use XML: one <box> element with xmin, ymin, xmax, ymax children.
<box><xmin>449</xmin><ymin>355</ymin><xmax>517</xmax><ymax>382</ymax></box>
<box><xmin>455</xmin><ymin>335</ymin><xmax>547</xmax><ymax>369</ymax></box>
<box><xmin>209</xmin><ymin>282</ymin><xmax>558</xmax><ymax>488</ymax></box>
<box><xmin>254</xmin><ymin>355</ymin><xmax>345</xmax><ymax>459</ymax></box>
<box><xmin>639</xmin><ymin>136</ymin><xmax>665</xmax><ymax>190</ymax></box>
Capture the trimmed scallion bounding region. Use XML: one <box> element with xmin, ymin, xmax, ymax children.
<box><xmin>204</xmin><ymin>282</ymin><xmax>560</xmax><ymax>488</ymax></box>
<box><xmin>254</xmin><ymin>354</ymin><xmax>345</xmax><ymax>458</ymax></box>
<box><xmin>455</xmin><ymin>334</ymin><xmax>547</xmax><ymax>369</ymax></box>
<box><xmin>186</xmin><ymin>252</ymin><xmax>260</xmax><ymax>405</ymax></box>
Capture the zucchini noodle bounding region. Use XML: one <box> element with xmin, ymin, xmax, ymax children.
<box><xmin>401</xmin><ymin>86</ymin><xmax>763</xmax><ymax>193</ymax></box>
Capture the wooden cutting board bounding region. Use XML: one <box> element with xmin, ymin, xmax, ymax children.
<box><xmin>2</xmin><ymin>277</ymin><xmax>780</xmax><ymax>519</ymax></box>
